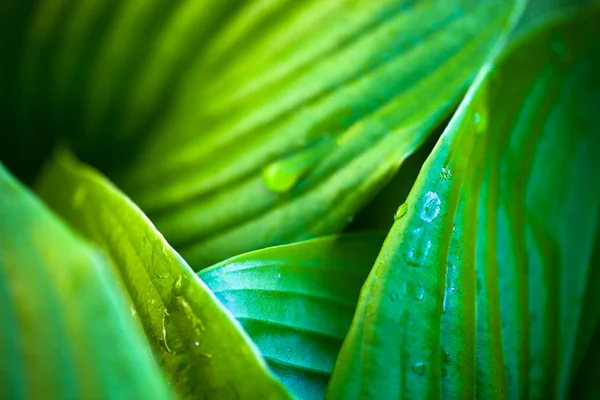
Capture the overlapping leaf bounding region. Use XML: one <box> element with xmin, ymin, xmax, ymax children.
<box><xmin>35</xmin><ymin>151</ymin><xmax>292</xmax><ymax>400</ymax></box>
<box><xmin>327</xmin><ymin>5</ymin><xmax>600</xmax><ymax>399</ymax></box>
<box><xmin>199</xmin><ymin>234</ymin><xmax>385</xmax><ymax>400</ymax></box>
<box><xmin>0</xmin><ymin>163</ymin><xmax>174</xmax><ymax>399</ymax></box>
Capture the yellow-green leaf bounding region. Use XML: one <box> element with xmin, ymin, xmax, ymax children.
<box><xmin>35</xmin><ymin>151</ymin><xmax>292</xmax><ymax>400</ymax></box>
<box><xmin>0</xmin><ymin>163</ymin><xmax>174</xmax><ymax>400</ymax></box>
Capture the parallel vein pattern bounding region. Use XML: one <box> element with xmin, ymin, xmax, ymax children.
<box><xmin>199</xmin><ymin>234</ymin><xmax>384</xmax><ymax>400</ymax></box>
<box><xmin>326</xmin><ymin>7</ymin><xmax>600</xmax><ymax>400</ymax></box>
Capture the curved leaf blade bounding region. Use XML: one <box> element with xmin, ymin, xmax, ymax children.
<box><xmin>116</xmin><ymin>0</ymin><xmax>525</xmax><ymax>269</ymax></box>
<box><xmin>34</xmin><ymin>151</ymin><xmax>292</xmax><ymax>400</ymax></box>
<box><xmin>327</xmin><ymin>5</ymin><xmax>600</xmax><ymax>399</ymax></box>
<box><xmin>199</xmin><ymin>234</ymin><xmax>385</xmax><ymax>400</ymax></box>
<box><xmin>0</xmin><ymin>163</ymin><xmax>174</xmax><ymax>400</ymax></box>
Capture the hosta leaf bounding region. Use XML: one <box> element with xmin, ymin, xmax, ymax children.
<box><xmin>35</xmin><ymin>151</ymin><xmax>292</xmax><ymax>400</ymax></box>
<box><xmin>327</xmin><ymin>5</ymin><xmax>600</xmax><ymax>400</ymax></box>
<box><xmin>0</xmin><ymin>163</ymin><xmax>173</xmax><ymax>399</ymax></box>
<box><xmin>109</xmin><ymin>0</ymin><xmax>525</xmax><ymax>269</ymax></box>
<box><xmin>199</xmin><ymin>234</ymin><xmax>385</xmax><ymax>400</ymax></box>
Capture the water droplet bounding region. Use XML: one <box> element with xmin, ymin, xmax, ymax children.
<box><xmin>474</xmin><ymin>110</ymin><xmax>488</xmax><ymax>133</ymax></box>
<box><xmin>441</xmin><ymin>349</ymin><xmax>451</xmax><ymax>378</ymax></box>
<box><xmin>404</xmin><ymin>282</ymin><xmax>425</xmax><ymax>301</ymax></box>
<box><xmin>394</xmin><ymin>203</ymin><xmax>408</xmax><ymax>220</ymax></box>
<box><xmin>440</xmin><ymin>168</ymin><xmax>452</xmax><ymax>181</ymax></box>
<box><xmin>277</xmin><ymin>272</ymin><xmax>281</xmax><ymax>279</ymax></box>
<box><xmin>412</xmin><ymin>362</ymin><xmax>426</xmax><ymax>376</ymax></box>
<box><xmin>390</xmin><ymin>291</ymin><xmax>401</xmax><ymax>302</ymax></box>
<box><xmin>421</xmin><ymin>191</ymin><xmax>441</xmax><ymax>222</ymax></box>
<box><xmin>262</xmin><ymin>141</ymin><xmax>332</xmax><ymax>193</ymax></box>
<box><xmin>476</xmin><ymin>275</ymin><xmax>483</xmax><ymax>295</ymax></box>
<box><xmin>161</xmin><ymin>310</ymin><xmax>174</xmax><ymax>354</ymax></box>
<box><xmin>194</xmin><ymin>341</ymin><xmax>200</xmax><ymax>347</ymax></box>
<box><xmin>153</xmin><ymin>269</ymin><xmax>169</xmax><ymax>280</ymax></box>
<box><xmin>405</xmin><ymin>229</ymin><xmax>432</xmax><ymax>267</ymax></box>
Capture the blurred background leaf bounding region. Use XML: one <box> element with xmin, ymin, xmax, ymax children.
<box><xmin>0</xmin><ymin>162</ymin><xmax>174</xmax><ymax>400</ymax></box>
<box><xmin>35</xmin><ymin>151</ymin><xmax>292</xmax><ymax>400</ymax></box>
<box><xmin>327</xmin><ymin>4</ymin><xmax>600</xmax><ymax>399</ymax></box>
<box><xmin>199</xmin><ymin>234</ymin><xmax>385</xmax><ymax>400</ymax></box>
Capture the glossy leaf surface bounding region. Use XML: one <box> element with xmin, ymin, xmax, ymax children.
<box><xmin>112</xmin><ymin>0</ymin><xmax>525</xmax><ymax>269</ymax></box>
<box><xmin>199</xmin><ymin>234</ymin><xmax>385</xmax><ymax>400</ymax></box>
<box><xmin>35</xmin><ymin>152</ymin><xmax>292</xmax><ymax>400</ymax></box>
<box><xmin>327</xmin><ymin>6</ymin><xmax>600</xmax><ymax>399</ymax></box>
<box><xmin>0</xmin><ymin>163</ymin><xmax>174</xmax><ymax>400</ymax></box>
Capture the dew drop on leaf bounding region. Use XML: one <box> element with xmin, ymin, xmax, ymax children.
<box><xmin>394</xmin><ymin>202</ymin><xmax>408</xmax><ymax>220</ymax></box>
<box><xmin>411</xmin><ymin>362</ymin><xmax>426</xmax><ymax>376</ymax></box>
<box><xmin>421</xmin><ymin>191</ymin><xmax>440</xmax><ymax>222</ymax></box>
<box><xmin>404</xmin><ymin>282</ymin><xmax>425</xmax><ymax>301</ymax></box>
<box><xmin>405</xmin><ymin>228</ymin><xmax>432</xmax><ymax>267</ymax></box>
<box><xmin>440</xmin><ymin>167</ymin><xmax>452</xmax><ymax>181</ymax></box>
<box><xmin>173</xmin><ymin>275</ymin><xmax>185</xmax><ymax>296</ymax></box>
<box><xmin>161</xmin><ymin>310</ymin><xmax>174</xmax><ymax>354</ymax></box>
<box><xmin>261</xmin><ymin>141</ymin><xmax>332</xmax><ymax>193</ymax></box>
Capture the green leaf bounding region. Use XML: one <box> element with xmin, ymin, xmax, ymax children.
<box><xmin>326</xmin><ymin>5</ymin><xmax>600</xmax><ymax>399</ymax></box>
<box><xmin>0</xmin><ymin>163</ymin><xmax>174</xmax><ymax>399</ymax></box>
<box><xmin>199</xmin><ymin>234</ymin><xmax>385</xmax><ymax>400</ymax></box>
<box><xmin>110</xmin><ymin>0</ymin><xmax>526</xmax><ymax>269</ymax></box>
<box><xmin>34</xmin><ymin>151</ymin><xmax>292</xmax><ymax>400</ymax></box>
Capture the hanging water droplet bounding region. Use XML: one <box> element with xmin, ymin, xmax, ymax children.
<box><xmin>262</xmin><ymin>140</ymin><xmax>333</xmax><ymax>193</ymax></box>
<box><xmin>412</xmin><ymin>362</ymin><xmax>426</xmax><ymax>376</ymax></box>
<box><xmin>421</xmin><ymin>191</ymin><xmax>441</xmax><ymax>222</ymax></box>
<box><xmin>440</xmin><ymin>167</ymin><xmax>452</xmax><ymax>181</ymax></box>
<box><xmin>390</xmin><ymin>291</ymin><xmax>401</xmax><ymax>302</ymax></box>
<box><xmin>404</xmin><ymin>282</ymin><xmax>425</xmax><ymax>301</ymax></box>
<box><xmin>394</xmin><ymin>203</ymin><xmax>408</xmax><ymax>220</ymax></box>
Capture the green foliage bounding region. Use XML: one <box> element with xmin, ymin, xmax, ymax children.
<box><xmin>326</xmin><ymin>6</ymin><xmax>600</xmax><ymax>399</ymax></box>
<box><xmin>35</xmin><ymin>151</ymin><xmax>291</xmax><ymax>399</ymax></box>
<box><xmin>1</xmin><ymin>0</ymin><xmax>599</xmax><ymax>399</ymax></box>
<box><xmin>199</xmin><ymin>234</ymin><xmax>385</xmax><ymax>399</ymax></box>
<box><xmin>0</xmin><ymin>163</ymin><xmax>174</xmax><ymax>399</ymax></box>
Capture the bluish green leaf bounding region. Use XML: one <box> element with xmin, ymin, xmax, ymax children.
<box><xmin>0</xmin><ymin>163</ymin><xmax>174</xmax><ymax>400</ymax></box>
<box><xmin>199</xmin><ymin>234</ymin><xmax>385</xmax><ymax>400</ymax></box>
<box><xmin>327</xmin><ymin>5</ymin><xmax>600</xmax><ymax>399</ymax></box>
<box><xmin>35</xmin><ymin>151</ymin><xmax>292</xmax><ymax>400</ymax></box>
